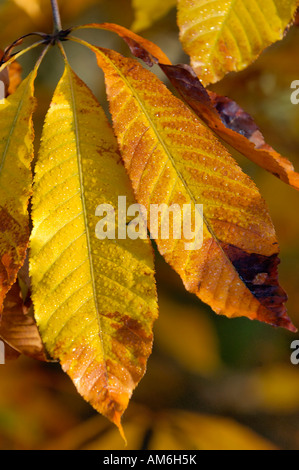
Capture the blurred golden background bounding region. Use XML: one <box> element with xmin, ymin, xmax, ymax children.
<box><xmin>0</xmin><ymin>0</ymin><xmax>299</xmax><ymax>450</ymax></box>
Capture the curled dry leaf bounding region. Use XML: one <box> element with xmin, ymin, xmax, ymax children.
<box><xmin>30</xmin><ymin>63</ymin><xmax>158</xmax><ymax>431</ymax></box>
<box><xmin>159</xmin><ymin>63</ymin><xmax>299</xmax><ymax>190</ymax></box>
<box><xmin>0</xmin><ymin>50</ymin><xmax>22</xmax><ymax>96</ymax></box>
<box><xmin>0</xmin><ymin>279</ymin><xmax>46</xmax><ymax>361</ymax></box>
<box><xmin>91</xmin><ymin>45</ymin><xmax>295</xmax><ymax>331</ymax></box>
<box><xmin>75</xmin><ymin>23</ymin><xmax>171</xmax><ymax>67</ymax></box>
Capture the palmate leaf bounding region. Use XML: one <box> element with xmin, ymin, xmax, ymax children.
<box><xmin>177</xmin><ymin>0</ymin><xmax>299</xmax><ymax>86</ymax></box>
<box><xmin>29</xmin><ymin>61</ymin><xmax>158</xmax><ymax>430</ymax></box>
<box><xmin>0</xmin><ymin>70</ymin><xmax>37</xmax><ymax>314</ymax></box>
<box><xmin>90</xmin><ymin>45</ymin><xmax>294</xmax><ymax>331</ymax></box>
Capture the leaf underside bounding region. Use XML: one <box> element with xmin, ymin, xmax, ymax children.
<box><xmin>93</xmin><ymin>46</ymin><xmax>294</xmax><ymax>331</ymax></box>
<box><xmin>30</xmin><ymin>64</ymin><xmax>158</xmax><ymax>429</ymax></box>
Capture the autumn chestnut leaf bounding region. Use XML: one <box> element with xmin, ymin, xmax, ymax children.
<box><xmin>0</xmin><ymin>0</ymin><xmax>298</xmax><ymax>436</ymax></box>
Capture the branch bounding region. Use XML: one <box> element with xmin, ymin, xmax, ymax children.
<box><xmin>50</xmin><ymin>0</ymin><xmax>62</xmax><ymax>33</ymax></box>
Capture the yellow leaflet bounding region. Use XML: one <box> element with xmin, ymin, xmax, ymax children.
<box><xmin>132</xmin><ymin>0</ymin><xmax>177</xmax><ymax>32</ymax></box>
<box><xmin>168</xmin><ymin>411</ymin><xmax>277</xmax><ymax>450</ymax></box>
<box><xmin>177</xmin><ymin>0</ymin><xmax>299</xmax><ymax>85</ymax></box>
<box><xmin>0</xmin><ymin>71</ymin><xmax>36</xmax><ymax>312</ymax></box>
<box><xmin>30</xmin><ymin>63</ymin><xmax>158</xmax><ymax>430</ymax></box>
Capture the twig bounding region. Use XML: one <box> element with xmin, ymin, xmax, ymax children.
<box><xmin>50</xmin><ymin>0</ymin><xmax>62</xmax><ymax>33</ymax></box>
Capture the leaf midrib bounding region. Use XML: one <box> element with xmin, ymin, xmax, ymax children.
<box><xmin>99</xmin><ymin>51</ymin><xmax>220</xmax><ymax>242</ymax></box>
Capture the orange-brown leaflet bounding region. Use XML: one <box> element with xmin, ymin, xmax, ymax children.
<box><xmin>94</xmin><ymin>46</ymin><xmax>295</xmax><ymax>331</ymax></box>
<box><xmin>59</xmin><ymin>312</ymin><xmax>153</xmax><ymax>429</ymax></box>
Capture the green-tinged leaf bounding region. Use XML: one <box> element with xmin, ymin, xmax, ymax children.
<box><xmin>29</xmin><ymin>62</ymin><xmax>158</xmax><ymax>431</ymax></box>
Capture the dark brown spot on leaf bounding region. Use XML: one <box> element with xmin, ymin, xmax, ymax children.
<box><xmin>220</xmin><ymin>242</ymin><xmax>295</xmax><ymax>331</ymax></box>
<box><xmin>212</xmin><ymin>94</ymin><xmax>262</xmax><ymax>143</ymax></box>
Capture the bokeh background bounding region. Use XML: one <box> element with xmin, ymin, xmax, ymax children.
<box><xmin>0</xmin><ymin>0</ymin><xmax>299</xmax><ymax>450</ymax></box>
